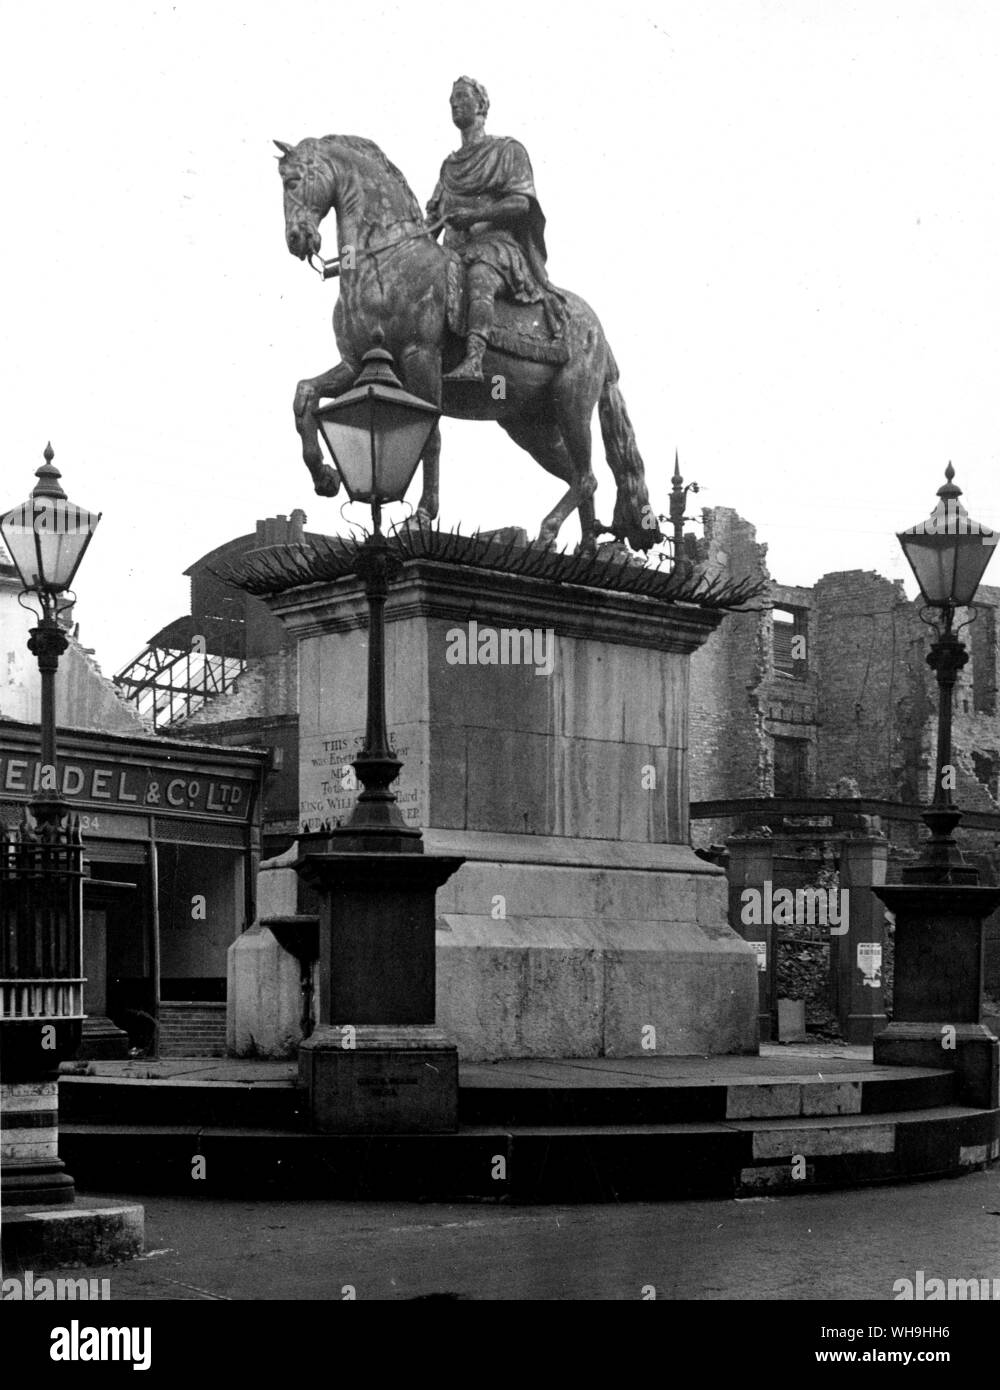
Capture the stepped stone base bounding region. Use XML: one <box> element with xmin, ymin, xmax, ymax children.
<box><xmin>57</xmin><ymin>1052</ymin><xmax>997</xmax><ymax>1200</ymax></box>
<box><xmin>2</xmin><ymin>1198</ymin><xmax>144</xmax><ymax>1267</ymax></box>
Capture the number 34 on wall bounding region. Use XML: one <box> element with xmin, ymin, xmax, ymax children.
<box><xmin>79</xmin><ymin>815</ymin><xmax>101</xmax><ymax>832</ymax></box>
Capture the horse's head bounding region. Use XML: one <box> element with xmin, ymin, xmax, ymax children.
<box><xmin>276</xmin><ymin>135</ymin><xmax>425</xmax><ymax>262</ymax></box>
<box><xmin>274</xmin><ymin>138</ymin><xmax>334</xmax><ymax>261</ymax></box>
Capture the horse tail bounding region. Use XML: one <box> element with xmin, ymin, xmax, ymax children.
<box><xmin>598</xmin><ymin>347</ymin><xmax>662</xmax><ymax>551</ymax></box>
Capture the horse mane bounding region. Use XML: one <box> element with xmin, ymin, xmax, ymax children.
<box><xmin>318</xmin><ymin>134</ymin><xmax>424</xmax><ymax>222</ymax></box>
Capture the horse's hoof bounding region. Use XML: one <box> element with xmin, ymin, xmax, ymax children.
<box><xmin>312</xmin><ymin>464</ymin><xmax>341</xmax><ymax>498</ymax></box>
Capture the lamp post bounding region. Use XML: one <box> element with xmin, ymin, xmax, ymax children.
<box><xmin>895</xmin><ymin>463</ymin><xmax>995</xmax><ymax>881</ymax></box>
<box><xmin>669</xmin><ymin>452</ymin><xmax>699</xmax><ymax>578</ymax></box>
<box><xmin>0</xmin><ymin>443</ymin><xmax>102</xmax><ymax>822</ymax></box>
<box><xmin>312</xmin><ymin>338</ymin><xmax>439</xmax><ymax>851</ymax></box>
<box><xmin>0</xmin><ymin>443</ymin><xmax>100</xmax><ymax>1207</ymax></box>
<box><xmin>872</xmin><ymin>465</ymin><xmax>1000</xmax><ymax>1109</ymax></box>
<box><xmin>296</xmin><ymin>337</ymin><xmax>465</xmax><ymax>1134</ymax></box>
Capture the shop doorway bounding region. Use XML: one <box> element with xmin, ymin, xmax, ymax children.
<box><xmin>84</xmin><ymin>856</ymin><xmax>154</xmax><ymax>1053</ymax></box>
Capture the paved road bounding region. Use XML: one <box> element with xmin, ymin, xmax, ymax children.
<box><xmin>29</xmin><ymin>1167</ymin><xmax>1000</xmax><ymax>1301</ymax></box>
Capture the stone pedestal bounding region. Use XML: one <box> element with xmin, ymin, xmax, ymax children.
<box><xmin>294</xmin><ymin>850</ymin><xmax>463</xmax><ymax>1132</ymax></box>
<box><xmin>835</xmin><ymin>837</ymin><xmax>889</xmax><ymax>1044</ymax></box>
<box><xmin>251</xmin><ymin>555</ymin><xmax>757</xmax><ymax>1061</ymax></box>
<box><xmin>874</xmin><ymin>884</ymin><xmax>1000</xmax><ymax>1108</ymax></box>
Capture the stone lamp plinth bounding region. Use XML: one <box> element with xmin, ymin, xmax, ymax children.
<box><xmin>294</xmin><ymin>847</ymin><xmax>463</xmax><ymax>1132</ymax></box>
<box><xmin>874</xmin><ymin>883</ymin><xmax>1000</xmax><ymax>1109</ymax></box>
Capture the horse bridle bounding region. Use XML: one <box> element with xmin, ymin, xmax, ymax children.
<box><xmin>281</xmin><ymin>149</ymin><xmax>444</xmax><ymax>280</ymax></box>
<box><xmin>307</xmin><ymin>219</ymin><xmax>447</xmax><ymax>280</ymax></box>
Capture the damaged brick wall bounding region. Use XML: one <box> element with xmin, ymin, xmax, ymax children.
<box><xmin>688</xmin><ymin>509</ymin><xmax>770</xmax><ymax>845</ymax></box>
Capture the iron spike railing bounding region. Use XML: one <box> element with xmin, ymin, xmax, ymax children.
<box><xmin>210</xmin><ymin>522</ymin><xmax>766</xmax><ymax>612</ymax></box>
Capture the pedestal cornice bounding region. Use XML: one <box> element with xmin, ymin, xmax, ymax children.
<box><xmin>264</xmin><ymin>558</ymin><xmax>726</xmax><ymax>655</ymax></box>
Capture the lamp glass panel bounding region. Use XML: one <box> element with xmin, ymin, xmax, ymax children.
<box><xmin>0</xmin><ymin>498</ymin><xmax>99</xmax><ymax>590</ymax></box>
<box><xmin>35</xmin><ymin>500</ymin><xmax>100</xmax><ymax>588</ymax></box>
<box><xmin>372</xmin><ymin>400</ymin><xmax>438</xmax><ymax>501</ymax></box>
<box><xmin>0</xmin><ymin>500</ymin><xmax>45</xmax><ymax>586</ymax></box>
<box><xmin>898</xmin><ymin>527</ymin><xmax>995</xmax><ymax>607</ymax></box>
<box><xmin>952</xmin><ymin>532</ymin><xmax>996</xmax><ymax>605</ymax></box>
<box><xmin>898</xmin><ymin>531</ymin><xmax>950</xmax><ymax>605</ymax></box>
<box><xmin>317</xmin><ymin>392</ymin><xmax>438</xmax><ymax>503</ymax></box>
<box><xmin>317</xmin><ymin>398</ymin><xmax>376</xmax><ymax>499</ymax></box>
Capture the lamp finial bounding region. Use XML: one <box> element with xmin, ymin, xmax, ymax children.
<box><xmin>34</xmin><ymin>443</ymin><xmax>66</xmax><ymax>501</ymax></box>
<box><xmin>938</xmin><ymin>462</ymin><xmax>961</xmax><ymax>501</ymax></box>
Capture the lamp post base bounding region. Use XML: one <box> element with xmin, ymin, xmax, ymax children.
<box><xmin>0</xmin><ymin>1079</ymin><xmax>75</xmax><ymax>1206</ymax></box>
<box><xmin>874</xmin><ymin>883</ymin><xmax>1000</xmax><ymax>1109</ymax></box>
<box><xmin>874</xmin><ymin>1020</ymin><xmax>998</xmax><ymax>1110</ymax></box>
<box><xmin>298</xmin><ymin>1024</ymin><xmax>458</xmax><ymax>1133</ymax></box>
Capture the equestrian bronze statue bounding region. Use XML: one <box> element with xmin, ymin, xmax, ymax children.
<box><xmin>276</xmin><ymin>77</ymin><xmax>663</xmax><ymax>554</ymax></box>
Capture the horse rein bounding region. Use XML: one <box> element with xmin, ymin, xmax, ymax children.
<box><xmin>308</xmin><ymin>218</ymin><xmax>447</xmax><ymax>280</ymax></box>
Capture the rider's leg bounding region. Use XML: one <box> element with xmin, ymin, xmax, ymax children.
<box><xmin>444</xmin><ymin>263</ymin><xmax>503</xmax><ymax>381</ymax></box>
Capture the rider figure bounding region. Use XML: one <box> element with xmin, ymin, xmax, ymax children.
<box><xmin>428</xmin><ymin>76</ymin><xmax>562</xmax><ymax>381</ymax></box>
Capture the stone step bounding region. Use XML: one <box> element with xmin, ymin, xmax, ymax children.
<box><xmin>59</xmin><ymin>1060</ymin><xmax>957</xmax><ymax>1129</ymax></box>
<box><xmin>457</xmin><ymin>1063</ymin><xmax>956</xmax><ymax>1125</ymax></box>
<box><xmin>60</xmin><ymin>1075</ymin><xmax>306</xmax><ymax>1129</ymax></box>
<box><xmin>59</xmin><ymin>1105</ymin><xmax>999</xmax><ymax>1201</ymax></box>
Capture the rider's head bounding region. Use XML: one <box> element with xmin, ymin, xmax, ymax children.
<box><xmin>451</xmin><ymin>76</ymin><xmax>489</xmax><ymax>126</ymax></box>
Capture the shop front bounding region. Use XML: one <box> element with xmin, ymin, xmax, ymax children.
<box><xmin>0</xmin><ymin>721</ymin><xmax>264</xmax><ymax>1056</ymax></box>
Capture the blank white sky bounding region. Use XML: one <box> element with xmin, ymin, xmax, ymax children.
<box><xmin>3</xmin><ymin>0</ymin><xmax>1000</xmax><ymax>672</ymax></box>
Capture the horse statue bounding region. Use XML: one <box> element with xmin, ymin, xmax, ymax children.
<box><xmin>275</xmin><ymin>132</ymin><xmax>663</xmax><ymax>554</ymax></box>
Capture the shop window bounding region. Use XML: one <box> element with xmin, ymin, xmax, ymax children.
<box><xmin>157</xmin><ymin>843</ymin><xmax>245</xmax><ymax>1002</ymax></box>
<box><xmin>773</xmin><ymin>606</ymin><xmax>808</xmax><ymax>679</ymax></box>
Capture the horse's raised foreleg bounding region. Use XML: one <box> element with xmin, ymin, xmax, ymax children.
<box><xmin>399</xmin><ymin>345</ymin><xmax>442</xmax><ymax>521</ymax></box>
<box><xmin>293</xmin><ymin>361</ymin><xmax>357</xmax><ymax>497</ymax></box>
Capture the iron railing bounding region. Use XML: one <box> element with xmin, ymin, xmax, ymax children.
<box><xmin>0</xmin><ymin>813</ymin><xmax>85</xmax><ymax>1021</ymax></box>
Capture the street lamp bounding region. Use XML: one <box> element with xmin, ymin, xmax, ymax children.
<box><xmin>896</xmin><ymin>463</ymin><xmax>996</xmax><ymax>881</ymax></box>
<box><xmin>0</xmin><ymin>443</ymin><xmax>101</xmax><ymax>821</ymax></box>
<box><xmin>313</xmin><ymin>337</ymin><xmax>440</xmax><ymax>850</ymax></box>
<box><xmin>0</xmin><ymin>444</ymin><xmax>100</xmax><ymax>1209</ymax></box>
<box><xmin>296</xmin><ymin>340</ymin><xmax>463</xmax><ymax>1135</ymax></box>
<box><xmin>872</xmin><ymin>465</ymin><xmax>1000</xmax><ymax>1108</ymax></box>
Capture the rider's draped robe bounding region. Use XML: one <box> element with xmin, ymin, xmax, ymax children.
<box><xmin>426</xmin><ymin>135</ymin><xmax>556</xmax><ymax>310</ymax></box>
